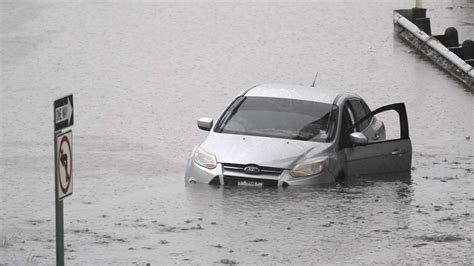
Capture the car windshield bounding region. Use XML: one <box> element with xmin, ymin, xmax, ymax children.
<box><xmin>215</xmin><ymin>96</ymin><xmax>338</xmax><ymax>142</ymax></box>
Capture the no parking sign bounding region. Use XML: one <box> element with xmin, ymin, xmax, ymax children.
<box><xmin>56</xmin><ymin>130</ymin><xmax>73</xmax><ymax>200</ymax></box>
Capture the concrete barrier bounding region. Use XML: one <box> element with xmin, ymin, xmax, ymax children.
<box><xmin>393</xmin><ymin>10</ymin><xmax>474</xmax><ymax>89</ymax></box>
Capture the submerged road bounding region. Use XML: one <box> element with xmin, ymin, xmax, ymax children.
<box><xmin>1</xmin><ymin>0</ymin><xmax>473</xmax><ymax>264</ymax></box>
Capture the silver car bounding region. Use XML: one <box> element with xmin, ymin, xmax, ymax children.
<box><xmin>185</xmin><ymin>84</ymin><xmax>412</xmax><ymax>186</ymax></box>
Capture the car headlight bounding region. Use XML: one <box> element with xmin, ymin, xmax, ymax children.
<box><xmin>194</xmin><ymin>147</ymin><xmax>217</xmax><ymax>169</ymax></box>
<box><xmin>290</xmin><ymin>158</ymin><xmax>328</xmax><ymax>177</ymax></box>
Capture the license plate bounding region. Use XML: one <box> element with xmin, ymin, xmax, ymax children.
<box><xmin>237</xmin><ymin>180</ymin><xmax>263</xmax><ymax>187</ymax></box>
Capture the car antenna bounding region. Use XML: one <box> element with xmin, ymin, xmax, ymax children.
<box><xmin>311</xmin><ymin>72</ymin><xmax>319</xmax><ymax>87</ymax></box>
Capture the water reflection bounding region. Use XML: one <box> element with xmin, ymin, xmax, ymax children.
<box><xmin>184</xmin><ymin>172</ymin><xmax>414</xmax><ymax>211</ymax></box>
<box><xmin>182</xmin><ymin>174</ymin><xmax>416</xmax><ymax>264</ymax></box>
<box><xmin>341</xmin><ymin>172</ymin><xmax>412</xmax><ymax>186</ymax></box>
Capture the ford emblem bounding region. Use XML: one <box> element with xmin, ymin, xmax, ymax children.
<box><xmin>244</xmin><ymin>165</ymin><xmax>261</xmax><ymax>175</ymax></box>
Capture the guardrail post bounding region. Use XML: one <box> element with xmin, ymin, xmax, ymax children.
<box><xmin>445</xmin><ymin>27</ymin><xmax>459</xmax><ymax>47</ymax></box>
<box><xmin>416</xmin><ymin>0</ymin><xmax>422</xmax><ymax>8</ymax></box>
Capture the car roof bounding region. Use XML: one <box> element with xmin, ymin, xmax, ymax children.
<box><xmin>243</xmin><ymin>83</ymin><xmax>356</xmax><ymax>104</ymax></box>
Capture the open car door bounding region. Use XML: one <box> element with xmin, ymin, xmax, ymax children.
<box><xmin>343</xmin><ymin>103</ymin><xmax>412</xmax><ymax>176</ymax></box>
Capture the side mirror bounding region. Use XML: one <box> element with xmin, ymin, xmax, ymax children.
<box><xmin>350</xmin><ymin>132</ymin><xmax>368</xmax><ymax>145</ymax></box>
<box><xmin>197</xmin><ymin>117</ymin><xmax>213</xmax><ymax>131</ymax></box>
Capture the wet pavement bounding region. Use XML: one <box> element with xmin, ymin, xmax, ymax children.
<box><xmin>1</xmin><ymin>0</ymin><xmax>473</xmax><ymax>264</ymax></box>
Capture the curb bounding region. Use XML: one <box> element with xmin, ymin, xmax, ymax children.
<box><xmin>393</xmin><ymin>9</ymin><xmax>474</xmax><ymax>89</ymax></box>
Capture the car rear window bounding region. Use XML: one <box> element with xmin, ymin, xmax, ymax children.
<box><xmin>215</xmin><ymin>96</ymin><xmax>338</xmax><ymax>142</ymax></box>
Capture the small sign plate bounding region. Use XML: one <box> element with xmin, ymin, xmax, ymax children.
<box><xmin>54</xmin><ymin>95</ymin><xmax>73</xmax><ymax>132</ymax></box>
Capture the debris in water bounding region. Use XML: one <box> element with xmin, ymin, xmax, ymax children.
<box><xmin>420</xmin><ymin>234</ymin><xmax>465</xmax><ymax>242</ymax></box>
<box><xmin>437</xmin><ymin>217</ymin><xmax>454</xmax><ymax>222</ymax></box>
<box><xmin>413</xmin><ymin>243</ymin><xmax>427</xmax><ymax>247</ymax></box>
<box><xmin>249</xmin><ymin>238</ymin><xmax>268</xmax><ymax>243</ymax></box>
<box><xmin>162</xmin><ymin>226</ymin><xmax>177</xmax><ymax>232</ymax></box>
<box><xmin>219</xmin><ymin>258</ymin><xmax>238</xmax><ymax>265</ymax></box>
<box><xmin>194</xmin><ymin>224</ymin><xmax>203</xmax><ymax>230</ymax></box>
<box><xmin>72</xmin><ymin>228</ymin><xmax>90</xmax><ymax>234</ymax></box>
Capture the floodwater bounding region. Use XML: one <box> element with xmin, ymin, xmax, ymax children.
<box><xmin>1</xmin><ymin>0</ymin><xmax>473</xmax><ymax>264</ymax></box>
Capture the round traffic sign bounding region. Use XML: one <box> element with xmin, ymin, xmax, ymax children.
<box><xmin>58</xmin><ymin>134</ymin><xmax>72</xmax><ymax>194</ymax></box>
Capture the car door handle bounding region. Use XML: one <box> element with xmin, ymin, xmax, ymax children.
<box><xmin>391</xmin><ymin>149</ymin><xmax>406</xmax><ymax>155</ymax></box>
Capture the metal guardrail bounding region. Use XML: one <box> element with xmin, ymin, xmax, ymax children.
<box><xmin>394</xmin><ymin>10</ymin><xmax>474</xmax><ymax>89</ymax></box>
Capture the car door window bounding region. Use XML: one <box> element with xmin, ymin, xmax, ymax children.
<box><xmin>340</xmin><ymin>105</ymin><xmax>355</xmax><ymax>148</ymax></box>
<box><xmin>348</xmin><ymin>100</ymin><xmax>370</xmax><ymax>131</ymax></box>
<box><xmin>361</xmin><ymin>101</ymin><xmax>371</xmax><ymax>115</ymax></box>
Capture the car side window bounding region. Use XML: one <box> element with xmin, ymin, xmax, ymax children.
<box><xmin>361</xmin><ymin>101</ymin><xmax>371</xmax><ymax>114</ymax></box>
<box><xmin>360</xmin><ymin>101</ymin><xmax>373</xmax><ymax>126</ymax></box>
<box><xmin>349</xmin><ymin>100</ymin><xmax>370</xmax><ymax>131</ymax></box>
<box><xmin>340</xmin><ymin>105</ymin><xmax>355</xmax><ymax>148</ymax></box>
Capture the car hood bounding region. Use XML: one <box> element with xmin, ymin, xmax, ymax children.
<box><xmin>200</xmin><ymin>133</ymin><xmax>331</xmax><ymax>169</ymax></box>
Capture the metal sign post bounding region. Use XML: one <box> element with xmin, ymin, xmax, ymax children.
<box><xmin>54</xmin><ymin>94</ymin><xmax>74</xmax><ymax>266</ymax></box>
